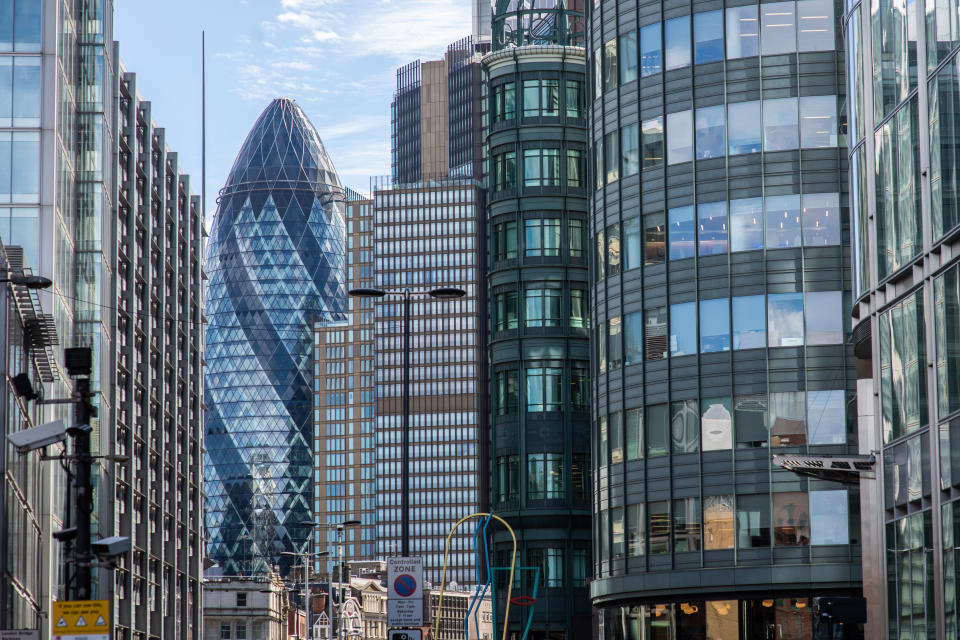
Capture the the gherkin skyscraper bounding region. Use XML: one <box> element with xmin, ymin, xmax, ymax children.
<box><xmin>204</xmin><ymin>98</ymin><xmax>346</xmax><ymax>575</ymax></box>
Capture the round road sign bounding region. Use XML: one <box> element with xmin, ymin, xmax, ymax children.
<box><xmin>393</xmin><ymin>574</ymin><xmax>417</xmax><ymax>597</ymax></box>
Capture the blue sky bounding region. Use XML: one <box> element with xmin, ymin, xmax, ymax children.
<box><xmin>115</xmin><ymin>0</ymin><xmax>473</xmax><ymax>216</ymax></box>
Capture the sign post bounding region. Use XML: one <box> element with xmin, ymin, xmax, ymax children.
<box><xmin>387</xmin><ymin>557</ymin><xmax>424</xmax><ymax>631</ymax></box>
<box><xmin>51</xmin><ymin>600</ymin><xmax>109</xmax><ymax>640</ymax></box>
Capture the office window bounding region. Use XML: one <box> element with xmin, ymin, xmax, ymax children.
<box><xmin>604</xmin><ymin>131</ymin><xmax>619</xmax><ymax>184</ymax></box>
<box><xmin>569</xmin><ymin>219</ymin><xmax>584</xmax><ymax>258</ymax></box>
<box><xmin>736</xmin><ymin>394</ymin><xmax>769</xmax><ymax>448</ymax></box>
<box><xmin>807</xmin><ymin>390</ymin><xmax>846</xmax><ymax>445</ymax></box>
<box><xmin>769</xmin><ymin>391</ymin><xmax>807</xmax><ymax>446</ymax></box>
<box><xmin>667</xmin><ymin>110</ymin><xmax>693</xmax><ymax>164</ymax></box>
<box><xmin>595</xmin><ymin>229</ymin><xmax>605</xmax><ymax>280</ymax></box>
<box><xmin>648</xmin><ymin>500</ymin><xmax>670</xmax><ymax>554</ymax></box>
<box><xmin>497</xmin><ymin>455</ymin><xmax>519</xmax><ymax>501</ymax></box>
<box><xmin>728</xmin><ymin>100</ymin><xmax>762</xmax><ymax>155</ymax></box>
<box><xmin>572</xmin><ymin>453</ymin><xmax>587</xmax><ymax>498</ymax></box>
<box><xmin>620</xmin><ymin>30</ymin><xmax>638</xmax><ymax>83</ymax></box>
<box><xmin>700</xmin><ymin>297</ymin><xmax>730</xmax><ymax>353</ymax></box>
<box><xmin>0</xmin><ymin>55</ymin><xmax>40</xmax><ymax>128</ymax></box>
<box><xmin>608</xmin><ymin>316</ymin><xmax>623</xmax><ymax>369</ymax></box>
<box><xmin>670</xmin><ymin>301</ymin><xmax>696</xmax><ymax>356</ymax></box>
<box><xmin>802</xmin><ymin>192</ymin><xmax>841</xmax><ymax>246</ymax></box>
<box><xmin>566</xmin><ymin>149</ymin><xmax>584</xmax><ymax>188</ymax></box>
<box><xmin>236</xmin><ymin>592</ymin><xmax>247</xmax><ymax>607</ymax></box>
<box><xmin>570</xmin><ymin>290</ymin><xmax>588</xmax><ymax>329</ymax></box>
<box><xmin>644</xmin><ymin>213</ymin><xmax>665</xmax><ymax>265</ymax></box>
<box><xmin>765</xmin><ymin>194</ymin><xmax>802</xmax><ymax>248</ymax></box>
<box><xmin>525</xmin><ymin>218</ymin><xmax>561</xmax><ymax>257</ymax></box>
<box><xmin>730</xmin><ymin>197</ymin><xmax>764</xmax><ymax>252</ymax></box>
<box><xmin>696</xmin><ymin>105</ymin><xmax>726</xmax><ymax>159</ymax></box>
<box><xmin>671</xmin><ymin>399</ymin><xmax>700</xmax><ymax>453</ymax></box>
<box><xmin>668</xmin><ymin>205</ymin><xmax>695</xmax><ymax>260</ymax></box>
<box><xmin>623</xmin><ymin>217</ymin><xmax>641</xmax><ymax>270</ymax></box>
<box><xmin>565</xmin><ymin>80</ymin><xmax>583</xmax><ymax>119</ymax></box>
<box><xmin>733</xmin><ymin>295</ymin><xmax>767</xmax><ymax>349</ymax></box>
<box><xmin>0</xmin><ymin>131</ymin><xmax>38</xmax><ymax>202</ymax></box>
<box><xmin>704</xmin><ymin>495</ymin><xmax>735</xmax><ymax>550</ymax></box>
<box><xmin>526</xmin><ymin>367</ymin><xmax>563</xmax><ymax>412</ymax></box>
<box><xmin>876</xmin><ymin>99</ymin><xmax>922</xmax><ymax>279</ymax></box>
<box><xmin>572</xmin><ymin>549</ymin><xmax>588</xmax><ymax>586</ymax></box>
<box><xmin>604</xmin><ymin>38</ymin><xmax>618</xmax><ymax>91</ymax></box>
<box><xmin>698</xmin><ymin>201</ymin><xmax>727</xmax><ymax>255</ymax></box>
<box><xmin>673</xmin><ymin>497</ymin><xmax>701</xmax><ymax>552</ymax></box>
<box><xmin>640</xmin><ymin>22</ymin><xmax>662</xmax><ymax>76</ymax></box>
<box><xmin>761</xmin><ymin>1</ymin><xmax>797</xmax><ymax>55</ymax></box>
<box><xmin>495</xmin><ymin>370</ymin><xmax>519</xmax><ymax>415</ymax></box>
<box><xmin>642</xmin><ymin>116</ymin><xmax>665</xmax><ymax>167</ymax></box>
<box><xmin>221</xmin><ymin>623</ymin><xmax>231</xmax><ymax>640</ymax></box>
<box><xmin>4</xmin><ymin>0</ymin><xmax>41</xmax><ymax>52</ymax></box>
<box><xmin>524</xmin><ymin>148</ymin><xmax>560</xmax><ymax>187</ymax></box>
<box><xmin>607</xmin><ymin>223</ymin><xmax>621</xmax><ymax>275</ymax></box>
<box><xmin>544</xmin><ymin>548</ymin><xmax>564</xmax><ymax>587</ymax></box>
<box><xmin>525</xmin><ymin>288</ymin><xmax>561</xmax><ymax>328</ymax></box>
<box><xmin>626</xmin><ymin>408</ymin><xmax>643</xmax><ymax>460</ymax></box>
<box><xmin>665</xmin><ymin>16</ymin><xmax>691</xmax><ymax>69</ymax></box>
<box><xmin>737</xmin><ymin>494</ymin><xmax>771</xmax><ymax>548</ymax></box>
<box><xmin>879</xmin><ymin>291</ymin><xmax>928</xmax><ymax>441</ymax></box>
<box><xmin>797</xmin><ymin>0</ymin><xmax>835</xmax><ymax>51</ymax></box>
<box><xmin>236</xmin><ymin>624</ymin><xmax>246</xmax><ymax>640</ymax></box>
<box><xmin>495</xmin><ymin>291</ymin><xmax>518</xmax><ymax>331</ymax></box>
<box><xmin>701</xmin><ymin>397</ymin><xmax>733</xmax><ymax>451</ymax></box>
<box><xmin>694</xmin><ymin>10</ymin><xmax>724</xmax><ymax>63</ymax></box>
<box><xmin>541</xmin><ymin>79</ymin><xmax>559</xmax><ymax>116</ymax></box>
<box><xmin>763</xmin><ymin>97</ymin><xmax>799</xmax><ymax>151</ymax></box>
<box><xmin>523</xmin><ymin>79</ymin><xmax>539</xmax><ymax>117</ymax></box>
<box><xmin>805</xmin><ymin>290</ymin><xmax>843</xmax><ymax>344</ymax></box>
<box><xmin>571</xmin><ymin>367</ymin><xmax>588</xmax><ymax>411</ymax></box>
<box><xmin>610</xmin><ymin>411</ymin><xmax>623</xmax><ymax>463</ymax></box>
<box><xmin>645</xmin><ymin>307</ymin><xmax>668</xmax><ymax>361</ymax></box>
<box><xmin>493</xmin><ymin>81</ymin><xmax>516</xmax><ymax>123</ymax></box>
<box><xmin>768</xmin><ymin>292</ymin><xmax>805</xmax><ymax>347</ymax></box>
<box><xmin>624</xmin><ymin>311</ymin><xmax>642</xmax><ymax>365</ymax></box>
<box><xmin>810</xmin><ymin>490</ymin><xmax>849</xmax><ymax>544</ymax></box>
<box><xmin>528</xmin><ymin>453</ymin><xmax>564</xmax><ymax>499</ymax></box>
<box><xmin>627</xmin><ymin>504</ymin><xmax>645</xmax><ymax>556</ymax></box>
<box><xmin>647</xmin><ymin>403</ymin><xmax>669</xmax><ymax>457</ymax></box>
<box><xmin>494</xmin><ymin>220</ymin><xmax>518</xmax><ymax>260</ymax></box>
<box><xmin>621</xmin><ymin>123</ymin><xmax>639</xmax><ymax>176</ymax></box>
<box><xmin>595</xmin><ymin>137</ymin><xmax>603</xmax><ymax>190</ymax></box>
<box><xmin>936</xmin><ymin>265</ymin><xmax>960</xmax><ymax>417</ymax></box>
<box><xmin>773</xmin><ymin>492</ymin><xmax>810</xmax><ymax>546</ymax></box>
<box><xmin>726</xmin><ymin>5</ymin><xmax>760</xmax><ymax>58</ymax></box>
<box><xmin>493</xmin><ymin>151</ymin><xmax>516</xmax><ymax>191</ymax></box>
<box><xmin>800</xmin><ymin>95</ymin><xmax>838</xmax><ymax>148</ymax></box>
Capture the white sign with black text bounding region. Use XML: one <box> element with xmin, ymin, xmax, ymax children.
<box><xmin>387</xmin><ymin>556</ymin><xmax>424</xmax><ymax>628</ymax></box>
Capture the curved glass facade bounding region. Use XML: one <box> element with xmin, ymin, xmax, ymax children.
<box><xmin>491</xmin><ymin>0</ymin><xmax>586</xmax><ymax>50</ymax></box>
<box><xmin>204</xmin><ymin>98</ymin><xmax>346</xmax><ymax>575</ymax></box>
<box><xmin>589</xmin><ymin>1</ymin><xmax>863</xmax><ymax>636</ymax></box>
<box><xmin>848</xmin><ymin>0</ymin><xmax>960</xmax><ymax>636</ymax></box>
<box><xmin>485</xmin><ymin>45</ymin><xmax>592</xmax><ymax>638</ymax></box>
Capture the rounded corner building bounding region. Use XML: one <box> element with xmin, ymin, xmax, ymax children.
<box><xmin>588</xmin><ymin>0</ymin><xmax>866</xmax><ymax>637</ymax></box>
<box><xmin>485</xmin><ymin>1</ymin><xmax>593</xmax><ymax>638</ymax></box>
<box><xmin>204</xmin><ymin>97</ymin><xmax>346</xmax><ymax>576</ymax></box>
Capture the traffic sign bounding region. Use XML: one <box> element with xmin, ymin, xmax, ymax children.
<box><xmin>51</xmin><ymin>600</ymin><xmax>109</xmax><ymax>640</ymax></box>
<box><xmin>387</xmin><ymin>557</ymin><xmax>423</xmax><ymax>627</ymax></box>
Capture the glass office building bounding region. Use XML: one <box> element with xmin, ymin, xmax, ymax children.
<box><xmin>589</xmin><ymin>1</ymin><xmax>864</xmax><ymax>637</ymax></box>
<box><xmin>205</xmin><ymin>98</ymin><xmax>347</xmax><ymax>576</ymax></box>
<box><xmin>847</xmin><ymin>0</ymin><xmax>960</xmax><ymax>636</ymax></box>
<box><xmin>484</xmin><ymin>44</ymin><xmax>593</xmax><ymax>639</ymax></box>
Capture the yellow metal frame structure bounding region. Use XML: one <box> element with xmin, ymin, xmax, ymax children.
<box><xmin>434</xmin><ymin>512</ymin><xmax>517</xmax><ymax>640</ymax></box>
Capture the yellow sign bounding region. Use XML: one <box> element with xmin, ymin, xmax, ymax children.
<box><xmin>51</xmin><ymin>600</ymin><xmax>109</xmax><ymax>636</ymax></box>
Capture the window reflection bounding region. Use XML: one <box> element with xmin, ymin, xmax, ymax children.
<box><xmin>872</xmin><ymin>0</ymin><xmax>918</xmax><ymax>121</ymax></box>
<box><xmin>646</xmin><ymin>404</ymin><xmax>669</xmax><ymax>457</ymax></box>
<box><xmin>670</xmin><ymin>301</ymin><xmax>697</xmax><ymax>356</ymax></box>
<box><xmin>626</xmin><ymin>409</ymin><xmax>643</xmax><ymax>461</ymax></box>
<box><xmin>773</xmin><ymin>492</ymin><xmax>810</xmax><ymax>546</ymax></box>
<box><xmin>697</xmin><ymin>201</ymin><xmax>727</xmax><ymax>255</ymax></box>
<box><xmin>623</xmin><ymin>217</ymin><xmax>642</xmax><ymax>270</ymax></box>
<box><xmin>703</xmin><ymin>495</ymin><xmax>735</xmax><ymax>550</ymax></box>
<box><xmin>668</xmin><ymin>205</ymin><xmax>695</xmax><ymax>260</ymax></box>
<box><xmin>736</xmin><ymin>394</ymin><xmax>769</xmax><ymax>448</ymax></box>
<box><xmin>644</xmin><ymin>213</ymin><xmax>665</xmax><ymax>265</ymax></box>
<box><xmin>733</xmin><ymin>295</ymin><xmax>766</xmax><ymax>349</ymax></box>
<box><xmin>641</xmin><ymin>116</ymin><xmax>664</xmax><ymax>167</ymax></box>
<box><xmin>665</xmin><ymin>16</ymin><xmax>691</xmax><ymax>70</ymax></box>
<box><xmin>936</xmin><ymin>266</ymin><xmax>960</xmax><ymax>417</ymax></box>
<box><xmin>619</xmin><ymin>31</ymin><xmax>638</xmax><ymax>84</ymax></box>
<box><xmin>729</xmin><ymin>197</ymin><xmax>764</xmax><ymax>251</ymax></box>
<box><xmin>876</xmin><ymin>99</ymin><xmax>921</xmax><ymax>279</ymax></box>
<box><xmin>761</xmin><ymin>2</ymin><xmax>797</xmax><ymax>55</ymax></box>
<box><xmin>621</xmin><ymin>122</ymin><xmax>639</xmax><ymax>176</ymax></box>
<box><xmin>640</xmin><ymin>22</ymin><xmax>662</xmax><ymax>76</ymax></box>
<box><xmin>648</xmin><ymin>500</ymin><xmax>670</xmax><ymax>554</ymax></box>
<box><xmin>807</xmin><ymin>390</ymin><xmax>846</xmax><ymax>444</ymax></box>
<box><xmin>726</xmin><ymin>5</ymin><xmax>760</xmax><ymax>58</ymax></box>
<box><xmin>667</xmin><ymin>110</ymin><xmax>693</xmax><ymax>164</ymax></box>
<box><xmin>879</xmin><ymin>291</ymin><xmax>928</xmax><ymax>441</ymax></box>
<box><xmin>624</xmin><ymin>311</ymin><xmax>642</xmax><ymax>365</ymax></box>
<box><xmin>804</xmin><ymin>290</ymin><xmax>843</xmax><ymax>344</ymax></box>
<box><xmin>797</xmin><ymin>0</ymin><xmax>835</xmax><ymax>51</ymax></box>
<box><xmin>810</xmin><ymin>490</ymin><xmax>848</xmax><ymax>544</ymax></box>
<box><xmin>699</xmin><ymin>297</ymin><xmax>730</xmax><ymax>353</ymax></box>
<box><xmin>671</xmin><ymin>399</ymin><xmax>700</xmax><ymax>453</ymax></box>
<box><xmin>608</xmin><ymin>316</ymin><xmax>623</xmax><ymax>369</ymax></box>
<box><xmin>604</xmin><ymin>131</ymin><xmax>619</xmax><ymax>183</ymax></box>
<box><xmin>695</xmin><ymin>105</ymin><xmax>726</xmax><ymax>159</ymax></box>
<box><xmin>769</xmin><ymin>391</ymin><xmax>807</xmax><ymax>446</ymax></box>
<box><xmin>701</xmin><ymin>397</ymin><xmax>733</xmax><ymax>451</ymax></box>
<box><xmin>627</xmin><ymin>503</ymin><xmax>644</xmax><ymax>555</ymax></box>
<box><xmin>765</xmin><ymin>194</ymin><xmax>802</xmax><ymax>248</ymax></box>
<box><xmin>693</xmin><ymin>11</ymin><xmax>724</xmax><ymax>64</ymax></box>
<box><xmin>607</xmin><ymin>223</ymin><xmax>621</xmax><ymax>275</ymax></box>
<box><xmin>799</xmin><ymin>95</ymin><xmax>838</xmax><ymax>148</ymax></box>
<box><xmin>673</xmin><ymin>497</ymin><xmax>701</xmax><ymax>552</ymax></box>
<box><xmin>762</xmin><ymin>97</ymin><xmax>799</xmax><ymax>151</ymax></box>
<box><xmin>802</xmin><ymin>192</ymin><xmax>840</xmax><ymax>246</ymax></box>
<box><xmin>610</xmin><ymin>411</ymin><xmax>623</xmax><ymax>464</ymax></box>
<box><xmin>727</xmin><ymin>100</ymin><xmax>762</xmax><ymax>155</ymax></box>
<box><xmin>767</xmin><ymin>292</ymin><xmax>804</xmax><ymax>347</ymax></box>
<box><xmin>645</xmin><ymin>307</ymin><xmax>668</xmax><ymax>361</ymax></box>
<box><xmin>737</xmin><ymin>494</ymin><xmax>771</xmax><ymax>548</ymax></box>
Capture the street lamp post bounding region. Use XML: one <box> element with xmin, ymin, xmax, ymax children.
<box><xmin>348</xmin><ymin>287</ymin><xmax>465</xmax><ymax>557</ymax></box>
<box><xmin>281</xmin><ymin>549</ymin><xmax>329</xmax><ymax>640</ymax></box>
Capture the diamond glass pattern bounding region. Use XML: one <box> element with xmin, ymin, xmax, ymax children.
<box><xmin>204</xmin><ymin>98</ymin><xmax>346</xmax><ymax>575</ymax></box>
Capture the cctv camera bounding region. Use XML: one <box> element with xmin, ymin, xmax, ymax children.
<box><xmin>91</xmin><ymin>536</ymin><xmax>131</xmax><ymax>558</ymax></box>
<box><xmin>52</xmin><ymin>527</ymin><xmax>78</xmax><ymax>542</ymax></box>
<box><xmin>66</xmin><ymin>423</ymin><xmax>93</xmax><ymax>438</ymax></box>
<box><xmin>6</xmin><ymin>420</ymin><xmax>67</xmax><ymax>454</ymax></box>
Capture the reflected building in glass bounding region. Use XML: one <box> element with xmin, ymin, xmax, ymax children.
<box><xmin>847</xmin><ymin>0</ymin><xmax>960</xmax><ymax>636</ymax></box>
<box><xmin>205</xmin><ymin>98</ymin><xmax>346</xmax><ymax>576</ymax></box>
<box><xmin>484</xmin><ymin>1</ymin><xmax>592</xmax><ymax>637</ymax></box>
<box><xmin>589</xmin><ymin>0</ymin><xmax>864</xmax><ymax>637</ymax></box>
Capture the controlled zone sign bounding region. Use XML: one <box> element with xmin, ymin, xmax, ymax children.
<box><xmin>387</xmin><ymin>557</ymin><xmax>423</xmax><ymax>627</ymax></box>
<box><xmin>52</xmin><ymin>600</ymin><xmax>109</xmax><ymax>640</ymax></box>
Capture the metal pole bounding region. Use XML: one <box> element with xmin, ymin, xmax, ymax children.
<box><xmin>327</xmin><ymin>548</ymin><xmax>334</xmax><ymax>640</ymax></box>
<box><xmin>74</xmin><ymin>377</ymin><xmax>93</xmax><ymax>599</ymax></box>
<box><xmin>337</xmin><ymin>527</ymin><xmax>344</xmax><ymax>640</ymax></box>
<box><xmin>0</xmin><ymin>271</ymin><xmax>8</xmax><ymax>627</ymax></box>
<box><xmin>401</xmin><ymin>290</ymin><xmax>410</xmax><ymax>557</ymax></box>
<box><xmin>305</xmin><ymin>554</ymin><xmax>311</xmax><ymax>640</ymax></box>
